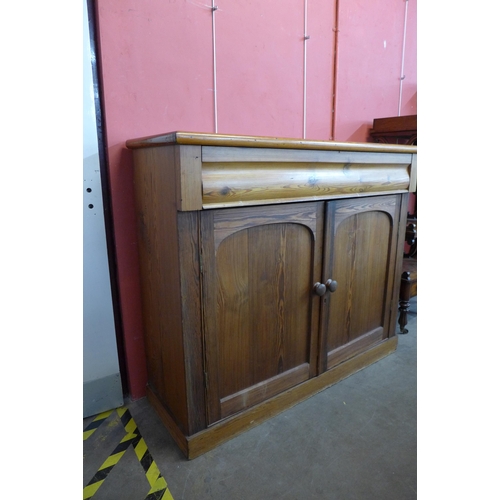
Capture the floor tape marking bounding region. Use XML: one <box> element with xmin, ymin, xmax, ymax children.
<box><xmin>83</xmin><ymin>407</ymin><xmax>174</xmax><ymax>500</ymax></box>
<box><xmin>83</xmin><ymin>429</ymin><xmax>139</xmax><ymax>498</ymax></box>
<box><xmin>83</xmin><ymin>409</ymin><xmax>114</xmax><ymax>441</ymax></box>
<box><xmin>145</xmin><ymin>461</ymin><xmax>161</xmax><ymax>488</ymax></box>
<box><xmin>150</xmin><ymin>476</ymin><xmax>167</xmax><ymax>493</ymax></box>
<box><xmin>147</xmin><ymin>483</ymin><xmax>174</xmax><ymax>500</ymax></box>
<box><xmin>101</xmin><ymin>450</ymin><xmax>127</xmax><ymax>470</ymax></box>
<box><xmin>135</xmin><ymin>437</ymin><xmax>148</xmax><ymax>462</ymax></box>
<box><xmin>83</xmin><ymin>480</ymin><xmax>104</xmax><ymax>500</ymax></box>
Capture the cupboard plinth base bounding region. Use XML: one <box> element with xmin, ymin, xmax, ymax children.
<box><xmin>148</xmin><ymin>336</ymin><xmax>398</xmax><ymax>459</ymax></box>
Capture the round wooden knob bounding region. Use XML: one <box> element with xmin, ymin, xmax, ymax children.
<box><xmin>326</xmin><ymin>279</ymin><xmax>338</xmax><ymax>293</ymax></box>
<box><xmin>313</xmin><ymin>282</ymin><xmax>326</xmax><ymax>296</ymax></box>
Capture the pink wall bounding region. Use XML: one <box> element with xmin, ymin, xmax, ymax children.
<box><xmin>214</xmin><ymin>0</ymin><xmax>334</xmax><ymax>139</ymax></box>
<box><xmin>334</xmin><ymin>0</ymin><xmax>417</xmax><ymax>141</ymax></box>
<box><xmin>95</xmin><ymin>0</ymin><xmax>416</xmax><ymax>399</ymax></box>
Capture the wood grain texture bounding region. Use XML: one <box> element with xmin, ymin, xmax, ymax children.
<box><xmin>174</xmin><ymin>145</ymin><xmax>203</xmax><ymax>211</ymax></box>
<box><xmin>319</xmin><ymin>195</ymin><xmax>401</xmax><ymax>372</ymax></box>
<box><xmin>328</xmin><ymin>211</ymin><xmax>390</xmax><ymax>348</ymax></box>
<box><xmin>202</xmin><ymin>203</ymin><xmax>324</xmax><ymax>424</ymax></box>
<box><xmin>127</xmin><ymin>134</ymin><xmax>416</xmax><ymax>211</ymax></box>
<box><xmin>128</xmin><ymin>135</ymin><xmax>411</xmax><ymax>458</ymax></box>
<box><xmin>199</xmin><ymin>210</ymin><xmax>221</xmax><ymax>425</ymax></box>
<box><xmin>132</xmin><ymin>146</ymin><xmax>189</xmax><ymax>433</ymax></box>
<box><xmin>202</xmin><ymin>146</ymin><xmax>412</xmax><ymax>165</ymax></box>
<box><xmin>327</xmin><ymin>327</ymin><xmax>384</xmax><ymax>368</ymax></box>
<box><xmin>215</xmin><ymin>222</ymin><xmax>313</xmax><ymax>416</ymax></box>
<box><xmin>371</xmin><ymin>115</ymin><xmax>417</xmax><ymax>135</ymax></box>
<box><xmin>390</xmin><ymin>192</ymin><xmax>410</xmax><ymax>337</ymax></box>
<box><xmin>126</xmin><ymin>131</ymin><xmax>417</xmax><ymax>154</ymax></box>
<box><xmin>202</xmin><ymin>162</ymin><xmax>410</xmax><ymax>208</ymax></box>
<box><xmin>146</xmin><ymin>386</ymin><xmax>189</xmax><ymax>458</ymax></box>
<box><xmin>409</xmin><ymin>154</ymin><xmax>417</xmax><ymax>193</ymax></box>
<box><xmin>177</xmin><ymin>212</ymin><xmax>206</xmax><ymax>434</ymax></box>
<box><xmin>220</xmin><ymin>363</ymin><xmax>310</xmax><ymax>419</ymax></box>
<box><xmin>185</xmin><ymin>336</ymin><xmax>398</xmax><ymax>459</ymax></box>
<box><xmin>212</xmin><ymin>202</ymin><xmax>319</xmax><ymax>250</ymax></box>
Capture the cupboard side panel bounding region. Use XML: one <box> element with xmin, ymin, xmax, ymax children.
<box><xmin>178</xmin><ymin>211</ymin><xmax>206</xmax><ymax>434</ymax></box>
<box><xmin>132</xmin><ymin>146</ymin><xmax>189</xmax><ymax>434</ymax></box>
<box><xmin>200</xmin><ymin>211</ymin><xmax>222</xmax><ymax>425</ymax></box>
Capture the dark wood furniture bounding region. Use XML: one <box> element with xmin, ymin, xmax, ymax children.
<box><xmin>126</xmin><ymin>131</ymin><xmax>417</xmax><ymax>458</ymax></box>
<box><xmin>399</xmin><ymin>258</ymin><xmax>417</xmax><ymax>333</ymax></box>
<box><xmin>370</xmin><ymin>114</ymin><xmax>417</xmax><ymax>145</ymax></box>
<box><xmin>370</xmin><ymin>115</ymin><xmax>417</xmax><ymax>333</ymax></box>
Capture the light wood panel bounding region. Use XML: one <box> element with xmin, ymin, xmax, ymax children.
<box><xmin>410</xmin><ymin>154</ymin><xmax>417</xmax><ymax>193</ymax></box>
<box><xmin>174</xmin><ymin>145</ymin><xmax>203</xmax><ymax>211</ymax></box>
<box><xmin>202</xmin><ymin>145</ymin><xmax>412</xmax><ymax>165</ymax></box>
<box><xmin>212</xmin><ymin>202</ymin><xmax>319</xmax><ymax>250</ymax></box>
<box><xmin>127</xmin><ymin>133</ymin><xmax>416</xmax><ymax>211</ymax></box>
<box><xmin>126</xmin><ymin>131</ymin><xmax>417</xmax><ymax>154</ymax></box>
<box><xmin>202</xmin><ymin>162</ymin><xmax>409</xmax><ymax>208</ymax></box>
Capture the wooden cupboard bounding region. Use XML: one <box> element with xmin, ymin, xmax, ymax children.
<box><xmin>126</xmin><ymin>132</ymin><xmax>417</xmax><ymax>459</ymax></box>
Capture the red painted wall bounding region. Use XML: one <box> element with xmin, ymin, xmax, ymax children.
<box><xmin>215</xmin><ymin>0</ymin><xmax>335</xmax><ymax>139</ymax></box>
<box><xmin>334</xmin><ymin>0</ymin><xmax>417</xmax><ymax>141</ymax></box>
<box><xmin>95</xmin><ymin>0</ymin><xmax>416</xmax><ymax>399</ymax></box>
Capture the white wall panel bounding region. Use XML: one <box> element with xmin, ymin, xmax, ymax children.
<box><xmin>83</xmin><ymin>0</ymin><xmax>123</xmax><ymax>417</ymax></box>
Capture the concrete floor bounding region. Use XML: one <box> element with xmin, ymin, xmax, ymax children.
<box><xmin>84</xmin><ymin>296</ymin><xmax>417</xmax><ymax>500</ymax></box>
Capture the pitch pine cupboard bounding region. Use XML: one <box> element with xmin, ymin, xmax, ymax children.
<box><xmin>126</xmin><ymin>132</ymin><xmax>417</xmax><ymax>459</ymax></box>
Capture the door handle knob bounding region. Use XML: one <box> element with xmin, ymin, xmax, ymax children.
<box><xmin>326</xmin><ymin>279</ymin><xmax>338</xmax><ymax>292</ymax></box>
<box><xmin>313</xmin><ymin>282</ymin><xmax>327</xmax><ymax>296</ymax></box>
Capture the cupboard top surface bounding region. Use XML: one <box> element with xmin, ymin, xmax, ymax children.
<box><xmin>128</xmin><ymin>132</ymin><xmax>417</xmax><ymax>210</ymax></box>
<box><xmin>126</xmin><ymin>131</ymin><xmax>417</xmax><ymax>154</ymax></box>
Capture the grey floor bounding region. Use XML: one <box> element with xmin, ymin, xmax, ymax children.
<box><xmin>83</xmin><ymin>296</ymin><xmax>417</xmax><ymax>500</ymax></box>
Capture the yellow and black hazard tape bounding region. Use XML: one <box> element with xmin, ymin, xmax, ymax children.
<box><xmin>83</xmin><ymin>407</ymin><xmax>174</xmax><ymax>500</ymax></box>
<box><xmin>83</xmin><ymin>409</ymin><xmax>114</xmax><ymax>441</ymax></box>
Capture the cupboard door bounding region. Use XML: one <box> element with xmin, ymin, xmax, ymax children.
<box><xmin>319</xmin><ymin>195</ymin><xmax>402</xmax><ymax>372</ymax></box>
<box><xmin>201</xmin><ymin>202</ymin><xmax>324</xmax><ymax>425</ymax></box>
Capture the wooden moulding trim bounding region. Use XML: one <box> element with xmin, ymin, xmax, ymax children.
<box><xmin>409</xmin><ymin>154</ymin><xmax>417</xmax><ymax>193</ymax></box>
<box><xmin>146</xmin><ymin>386</ymin><xmax>189</xmax><ymax>457</ymax></box>
<box><xmin>201</xmin><ymin>146</ymin><xmax>412</xmax><ymax>165</ymax></box>
<box><xmin>220</xmin><ymin>363</ymin><xmax>310</xmax><ymax>419</ymax></box>
<box><xmin>125</xmin><ymin>131</ymin><xmax>417</xmax><ymax>154</ymax></box>
<box><xmin>212</xmin><ymin>201</ymin><xmax>319</xmax><ymax>251</ymax></box>
<box><xmin>326</xmin><ymin>327</ymin><xmax>384</xmax><ymax>370</ymax></box>
<box><xmin>174</xmin><ymin>145</ymin><xmax>203</xmax><ymax>211</ymax></box>
<box><xmin>201</xmin><ymin>190</ymin><xmax>409</xmax><ymax>210</ymax></box>
<box><xmin>184</xmin><ymin>336</ymin><xmax>398</xmax><ymax>459</ymax></box>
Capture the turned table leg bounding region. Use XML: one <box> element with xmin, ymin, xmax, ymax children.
<box><xmin>398</xmin><ymin>271</ymin><xmax>411</xmax><ymax>334</ymax></box>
